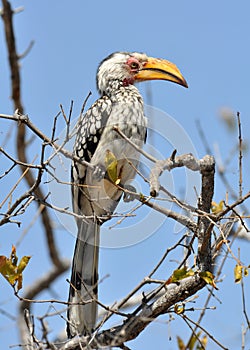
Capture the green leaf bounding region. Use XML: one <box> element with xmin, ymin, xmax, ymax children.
<box><xmin>171</xmin><ymin>267</ymin><xmax>194</xmax><ymax>283</ymax></box>
<box><xmin>200</xmin><ymin>271</ymin><xmax>218</xmax><ymax>290</ymax></box>
<box><xmin>105</xmin><ymin>150</ymin><xmax>119</xmax><ymax>183</ymax></box>
<box><xmin>211</xmin><ymin>200</ymin><xmax>224</xmax><ymax>214</ymax></box>
<box><xmin>177</xmin><ymin>336</ymin><xmax>185</xmax><ymax>350</ymax></box>
<box><xmin>17</xmin><ymin>256</ymin><xmax>31</xmax><ymax>274</ymax></box>
<box><xmin>200</xmin><ymin>335</ymin><xmax>208</xmax><ymax>349</ymax></box>
<box><xmin>0</xmin><ymin>246</ymin><xmax>31</xmax><ymax>291</ymax></box>
<box><xmin>234</xmin><ymin>264</ymin><xmax>243</xmax><ymax>283</ymax></box>
<box><xmin>187</xmin><ymin>331</ymin><xmax>201</xmax><ymax>350</ymax></box>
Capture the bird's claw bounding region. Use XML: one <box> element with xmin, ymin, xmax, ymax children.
<box><xmin>93</xmin><ymin>164</ymin><xmax>106</xmax><ymax>181</ymax></box>
<box><xmin>123</xmin><ymin>184</ymin><xmax>137</xmax><ymax>202</ymax></box>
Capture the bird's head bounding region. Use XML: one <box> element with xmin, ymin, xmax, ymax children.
<box><xmin>96</xmin><ymin>52</ymin><xmax>188</xmax><ymax>95</ymax></box>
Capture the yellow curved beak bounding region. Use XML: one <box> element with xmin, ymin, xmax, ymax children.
<box><xmin>134</xmin><ymin>57</ymin><xmax>188</xmax><ymax>88</ymax></box>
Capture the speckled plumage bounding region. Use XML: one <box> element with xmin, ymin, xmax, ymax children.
<box><xmin>71</xmin><ymin>84</ymin><xmax>147</xmax><ymax>219</ymax></box>
<box><xmin>68</xmin><ymin>54</ymin><xmax>147</xmax><ymax>338</ymax></box>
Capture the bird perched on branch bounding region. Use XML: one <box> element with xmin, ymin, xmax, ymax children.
<box><xmin>67</xmin><ymin>51</ymin><xmax>188</xmax><ymax>338</ymax></box>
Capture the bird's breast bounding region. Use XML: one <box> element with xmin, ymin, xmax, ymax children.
<box><xmin>73</xmin><ymin>88</ymin><xmax>147</xmax><ymax>216</ymax></box>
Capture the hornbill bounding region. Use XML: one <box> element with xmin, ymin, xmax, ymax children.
<box><xmin>67</xmin><ymin>52</ymin><xmax>188</xmax><ymax>338</ymax></box>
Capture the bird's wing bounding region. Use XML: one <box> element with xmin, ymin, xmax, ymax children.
<box><xmin>71</xmin><ymin>96</ymin><xmax>112</xmax><ymax>218</ymax></box>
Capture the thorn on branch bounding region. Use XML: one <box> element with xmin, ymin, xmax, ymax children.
<box><xmin>170</xmin><ymin>149</ymin><xmax>177</xmax><ymax>162</ymax></box>
<box><xmin>13</xmin><ymin>6</ymin><xmax>24</xmax><ymax>14</ymax></box>
<box><xmin>18</xmin><ymin>40</ymin><xmax>35</xmax><ymax>60</ymax></box>
<box><xmin>141</xmin><ymin>291</ymin><xmax>147</xmax><ymax>304</ymax></box>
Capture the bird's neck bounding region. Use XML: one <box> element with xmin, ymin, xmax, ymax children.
<box><xmin>104</xmin><ymin>79</ymin><xmax>123</xmax><ymax>95</ymax></box>
<box><xmin>103</xmin><ymin>79</ymin><xmax>141</xmax><ymax>99</ymax></box>
<box><xmin>103</xmin><ymin>80</ymin><xmax>143</xmax><ymax>104</ymax></box>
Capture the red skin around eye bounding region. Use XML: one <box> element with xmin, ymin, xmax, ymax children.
<box><xmin>126</xmin><ymin>57</ymin><xmax>140</xmax><ymax>71</ymax></box>
<box><xmin>123</xmin><ymin>57</ymin><xmax>140</xmax><ymax>86</ymax></box>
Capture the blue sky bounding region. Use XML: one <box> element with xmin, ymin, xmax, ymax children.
<box><xmin>0</xmin><ymin>1</ymin><xmax>250</xmax><ymax>349</ymax></box>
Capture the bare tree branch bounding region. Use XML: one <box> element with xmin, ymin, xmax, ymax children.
<box><xmin>1</xmin><ymin>3</ymin><xmax>70</xmax><ymax>347</ymax></box>
<box><xmin>60</xmin><ymin>275</ymin><xmax>205</xmax><ymax>349</ymax></box>
<box><xmin>196</xmin><ymin>155</ymin><xmax>215</xmax><ymax>271</ymax></box>
<box><xmin>1</xmin><ymin>0</ymin><xmax>62</xmax><ymax>269</ymax></box>
<box><xmin>0</xmin><ymin>112</ymin><xmax>93</xmax><ymax>170</ymax></box>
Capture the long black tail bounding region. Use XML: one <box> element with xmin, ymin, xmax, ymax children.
<box><xmin>67</xmin><ymin>220</ymin><xmax>100</xmax><ymax>338</ymax></box>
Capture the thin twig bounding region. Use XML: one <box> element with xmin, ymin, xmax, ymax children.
<box><xmin>18</xmin><ymin>40</ymin><xmax>35</xmax><ymax>60</ymax></box>
<box><xmin>239</xmin><ymin>254</ymin><xmax>250</xmax><ymax>328</ymax></box>
<box><xmin>0</xmin><ymin>112</ymin><xmax>93</xmax><ymax>170</ymax></box>
<box><xmin>0</xmin><ymin>166</ymin><xmax>30</xmax><ymax>210</ymax></box>
<box><xmin>182</xmin><ymin>313</ymin><xmax>229</xmax><ymax>350</ymax></box>
<box><xmin>16</xmin><ymin>259</ymin><xmax>70</xmax><ymax>310</ymax></box>
<box><xmin>237</xmin><ymin>112</ymin><xmax>243</xmax><ymax>199</ymax></box>
<box><xmin>0</xmin><ymin>147</ymin><xmax>43</xmax><ymax>169</ymax></box>
<box><xmin>181</xmin><ymin>314</ymin><xmax>206</xmax><ymax>349</ymax></box>
<box><xmin>113</xmin><ymin>125</ymin><xmax>157</xmax><ymax>163</ymax></box>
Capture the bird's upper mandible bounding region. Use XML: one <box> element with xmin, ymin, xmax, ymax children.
<box><xmin>96</xmin><ymin>52</ymin><xmax>188</xmax><ymax>95</ymax></box>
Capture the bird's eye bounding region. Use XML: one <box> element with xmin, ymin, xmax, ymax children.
<box><xmin>130</xmin><ymin>61</ymin><xmax>139</xmax><ymax>70</ymax></box>
<box><xmin>126</xmin><ymin>57</ymin><xmax>140</xmax><ymax>72</ymax></box>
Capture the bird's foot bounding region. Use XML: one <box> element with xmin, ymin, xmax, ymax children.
<box><xmin>92</xmin><ymin>164</ymin><xmax>106</xmax><ymax>181</ymax></box>
<box><xmin>123</xmin><ymin>184</ymin><xmax>137</xmax><ymax>202</ymax></box>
